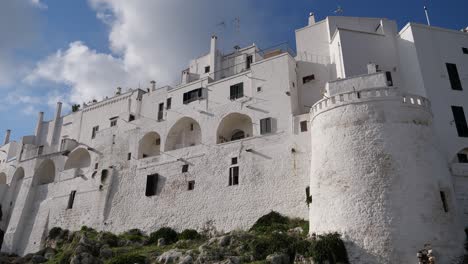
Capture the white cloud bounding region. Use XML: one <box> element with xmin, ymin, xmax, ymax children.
<box><xmin>27</xmin><ymin>0</ymin><xmax>276</xmax><ymax>104</ymax></box>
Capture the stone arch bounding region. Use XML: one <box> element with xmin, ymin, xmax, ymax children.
<box><xmin>0</xmin><ymin>173</ymin><xmax>6</xmax><ymax>185</ymax></box>
<box><xmin>35</xmin><ymin>159</ymin><xmax>55</xmax><ymax>185</ymax></box>
<box><xmin>64</xmin><ymin>148</ymin><xmax>91</xmax><ymax>170</ymax></box>
<box><xmin>216</xmin><ymin>113</ymin><xmax>253</xmax><ymax>143</ymax></box>
<box><xmin>138</xmin><ymin>132</ymin><xmax>161</xmax><ymax>159</ymax></box>
<box><xmin>165</xmin><ymin>117</ymin><xmax>202</xmax><ymax>151</ymax></box>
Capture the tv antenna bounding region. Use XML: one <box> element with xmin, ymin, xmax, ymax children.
<box><xmin>232</xmin><ymin>17</ymin><xmax>241</xmax><ymax>33</ymax></box>
<box><xmin>334</xmin><ymin>6</ymin><xmax>344</xmax><ymax>15</ymax></box>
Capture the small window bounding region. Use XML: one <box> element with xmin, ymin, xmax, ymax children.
<box><xmin>292</xmin><ymin>82</ymin><xmax>295</xmax><ymax>88</ymax></box>
<box><xmin>60</xmin><ymin>138</ymin><xmax>67</xmax><ymax>151</ymax></box>
<box><xmin>260</xmin><ymin>118</ymin><xmax>272</xmax><ymax>134</ymax></box>
<box><xmin>95</xmin><ymin>163</ymin><xmax>98</xmax><ymax>170</ymax></box>
<box><xmin>166</xmin><ymin>98</ymin><xmax>172</xmax><ymax>110</ymax></box>
<box><xmin>385</xmin><ymin>71</ymin><xmax>393</xmax><ymax>86</ymax></box>
<box><xmin>463</xmin><ymin>47</ymin><xmax>468</xmax><ymax>54</ymax></box>
<box><xmin>37</xmin><ymin>146</ymin><xmax>44</xmax><ymax>155</ymax></box>
<box><xmin>446</xmin><ymin>63</ymin><xmax>463</xmax><ymax>91</ymax></box>
<box><xmin>229</xmin><ymin>166</ymin><xmax>239</xmax><ymax>186</ymax></box>
<box><xmin>127</xmin><ymin>153</ymin><xmax>132</xmax><ymax>161</ymax></box>
<box><xmin>158</xmin><ymin>103</ymin><xmax>164</xmax><ymax>121</ymax></box>
<box><xmin>356</xmin><ymin>92</ymin><xmax>361</xmax><ymax>99</ymax></box>
<box><xmin>156</xmin><ymin>138</ymin><xmax>161</xmax><ymax>145</ymax></box>
<box><xmin>440</xmin><ymin>191</ymin><xmax>448</xmax><ymax>213</ymax></box>
<box><xmin>112</xmin><ymin>135</ymin><xmax>116</xmax><ymax>144</ymax></box>
<box><xmin>246</xmin><ymin>55</ymin><xmax>253</xmax><ymax>69</ymax></box>
<box><xmin>230</xmin><ymin>83</ymin><xmax>244</xmax><ymax>100</ymax></box>
<box><xmin>92</xmin><ymin>126</ymin><xmax>99</xmax><ymax>139</ymax></box>
<box><xmin>188</xmin><ymin>180</ymin><xmax>195</xmax><ymax>191</ymax></box>
<box><xmin>129</xmin><ymin>115</ymin><xmax>135</xmax><ymax>122</ymax></box>
<box><xmin>300</xmin><ymin>121</ymin><xmax>308</xmax><ymax>132</ymax></box>
<box><xmin>231</xmin><ymin>157</ymin><xmax>238</xmax><ymax>165</ymax></box>
<box><xmin>101</xmin><ymin>170</ymin><xmax>109</xmax><ymax>184</ymax></box>
<box><xmin>182</xmin><ymin>164</ymin><xmax>189</xmax><ymax>173</ymax></box>
<box><xmin>145</xmin><ymin>174</ymin><xmax>159</xmax><ymax>197</ymax></box>
<box><xmin>451</xmin><ymin>106</ymin><xmax>468</xmax><ymax>137</ymax></box>
<box><xmin>205</xmin><ymin>66</ymin><xmax>210</xmax><ymax>73</ymax></box>
<box><xmin>257</xmin><ymin>87</ymin><xmax>262</xmax><ymax>92</ymax></box>
<box><xmin>190</xmin><ymin>123</ymin><xmax>194</xmax><ymax>131</ymax></box>
<box><xmin>110</xmin><ymin>117</ymin><xmax>118</xmax><ymax>127</ymax></box>
<box><xmin>302</xmin><ymin>75</ymin><xmax>315</xmax><ymax>84</ymax></box>
<box><xmin>67</xmin><ymin>190</ymin><xmax>77</xmax><ymax>209</ymax></box>
<box><xmin>458</xmin><ymin>153</ymin><xmax>468</xmax><ymax>163</ymax></box>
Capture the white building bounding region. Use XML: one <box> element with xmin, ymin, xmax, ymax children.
<box><xmin>0</xmin><ymin>13</ymin><xmax>467</xmax><ymax>263</ymax></box>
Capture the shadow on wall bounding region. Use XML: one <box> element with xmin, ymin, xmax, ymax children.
<box><xmin>165</xmin><ymin>117</ymin><xmax>202</xmax><ymax>151</ymax></box>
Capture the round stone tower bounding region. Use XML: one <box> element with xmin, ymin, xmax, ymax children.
<box><xmin>309</xmin><ymin>86</ymin><xmax>464</xmax><ymax>263</ymax></box>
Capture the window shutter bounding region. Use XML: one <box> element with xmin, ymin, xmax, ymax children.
<box><xmin>446</xmin><ymin>63</ymin><xmax>463</xmax><ymax>90</ymax></box>
<box><xmin>452</xmin><ymin>106</ymin><xmax>468</xmax><ymax>137</ymax></box>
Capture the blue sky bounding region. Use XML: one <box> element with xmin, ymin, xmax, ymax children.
<box><xmin>0</xmin><ymin>0</ymin><xmax>467</xmax><ymax>141</ymax></box>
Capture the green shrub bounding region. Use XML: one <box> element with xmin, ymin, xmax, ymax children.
<box><xmin>149</xmin><ymin>227</ymin><xmax>179</xmax><ymax>244</ymax></box>
<box><xmin>108</xmin><ymin>253</ymin><xmax>146</xmax><ymax>264</ymax></box>
<box><xmin>48</xmin><ymin>227</ymin><xmax>62</xmax><ymax>239</ymax></box>
<box><xmin>250</xmin><ymin>211</ymin><xmax>290</xmax><ymax>233</ymax></box>
<box><xmin>98</xmin><ymin>231</ymin><xmax>119</xmax><ymax>247</ymax></box>
<box><xmin>179</xmin><ymin>229</ymin><xmax>200</xmax><ymax>240</ymax></box>
<box><xmin>119</xmin><ymin>229</ymin><xmax>146</xmax><ymax>243</ymax></box>
<box><xmin>310</xmin><ymin>233</ymin><xmax>349</xmax><ymax>264</ymax></box>
<box><xmin>250</xmin><ymin>232</ymin><xmax>295</xmax><ymax>260</ymax></box>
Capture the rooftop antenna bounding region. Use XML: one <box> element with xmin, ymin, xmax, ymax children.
<box><xmin>424</xmin><ymin>6</ymin><xmax>431</xmax><ymax>26</ymax></box>
<box><xmin>334</xmin><ymin>6</ymin><xmax>344</xmax><ymax>15</ymax></box>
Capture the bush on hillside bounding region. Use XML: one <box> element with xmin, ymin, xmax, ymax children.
<box><xmin>48</xmin><ymin>227</ymin><xmax>62</xmax><ymax>239</ymax></box>
<box><xmin>310</xmin><ymin>232</ymin><xmax>349</xmax><ymax>264</ymax></box>
<box><xmin>108</xmin><ymin>253</ymin><xmax>146</xmax><ymax>264</ymax></box>
<box><xmin>250</xmin><ymin>211</ymin><xmax>290</xmax><ymax>233</ymax></box>
<box><xmin>149</xmin><ymin>227</ymin><xmax>178</xmax><ymax>244</ymax></box>
<box><xmin>179</xmin><ymin>229</ymin><xmax>201</xmax><ymax>240</ymax></box>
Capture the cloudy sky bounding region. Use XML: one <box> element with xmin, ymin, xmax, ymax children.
<box><xmin>0</xmin><ymin>0</ymin><xmax>467</xmax><ymax>140</ymax></box>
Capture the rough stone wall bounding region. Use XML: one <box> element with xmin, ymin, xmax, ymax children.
<box><xmin>310</xmin><ymin>95</ymin><xmax>464</xmax><ymax>263</ymax></box>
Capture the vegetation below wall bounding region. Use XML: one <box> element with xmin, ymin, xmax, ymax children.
<box><xmin>0</xmin><ymin>212</ymin><xmax>349</xmax><ymax>264</ymax></box>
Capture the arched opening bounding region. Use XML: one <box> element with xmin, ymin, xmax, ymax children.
<box><xmin>165</xmin><ymin>117</ymin><xmax>202</xmax><ymax>151</ymax></box>
<box><xmin>35</xmin><ymin>159</ymin><xmax>55</xmax><ymax>185</ymax></box>
<box><xmin>217</xmin><ymin>113</ymin><xmax>253</xmax><ymax>143</ymax></box>
<box><xmin>64</xmin><ymin>148</ymin><xmax>91</xmax><ymax>170</ymax></box>
<box><xmin>138</xmin><ymin>132</ymin><xmax>161</xmax><ymax>159</ymax></box>
<box><xmin>0</xmin><ymin>173</ymin><xmax>6</xmax><ymax>185</ymax></box>
<box><xmin>453</xmin><ymin>148</ymin><xmax>468</xmax><ymax>164</ymax></box>
<box><xmin>7</xmin><ymin>168</ymin><xmax>25</xmax><ymax>227</ymax></box>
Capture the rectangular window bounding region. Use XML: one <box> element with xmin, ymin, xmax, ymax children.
<box><xmin>446</xmin><ymin>63</ymin><xmax>463</xmax><ymax>91</ymax></box>
<box><xmin>95</xmin><ymin>163</ymin><xmax>98</xmax><ymax>170</ymax></box>
<box><xmin>231</xmin><ymin>157</ymin><xmax>238</xmax><ymax>165</ymax></box>
<box><xmin>300</xmin><ymin>121</ymin><xmax>308</xmax><ymax>132</ymax></box>
<box><xmin>190</xmin><ymin>123</ymin><xmax>194</xmax><ymax>131</ymax></box>
<box><xmin>463</xmin><ymin>47</ymin><xmax>468</xmax><ymax>54</ymax></box>
<box><xmin>67</xmin><ymin>191</ymin><xmax>77</xmax><ymax>209</ymax></box>
<box><xmin>156</xmin><ymin>138</ymin><xmax>161</xmax><ymax>145</ymax></box>
<box><xmin>458</xmin><ymin>153</ymin><xmax>468</xmax><ymax>163</ymax></box>
<box><xmin>37</xmin><ymin>145</ymin><xmax>44</xmax><ymax>155</ymax></box>
<box><xmin>127</xmin><ymin>153</ymin><xmax>132</xmax><ymax>161</ymax></box>
<box><xmin>229</xmin><ymin>166</ymin><xmax>239</xmax><ymax>186</ymax></box>
<box><xmin>166</xmin><ymin>98</ymin><xmax>172</xmax><ymax>110</ymax></box>
<box><xmin>246</xmin><ymin>55</ymin><xmax>253</xmax><ymax>69</ymax></box>
<box><xmin>302</xmin><ymin>75</ymin><xmax>315</xmax><ymax>84</ymax></box>
<box><xmin>110</xmin><ymin>117</ymin><xmax>118</xmax><ymax>127</ymax></box>
<box><xmin>92</xmin><ymin>126</ymin><xmax>99</xmax><ymax>139</ymax></box>
<box><xmin>129</xmin><ymin>114</ymin><xmax>135</xmax><ymax>122</ymax></box>
<box><xmin>183</xmin><ymin>88</ymin><xmax>204</xmax><ymax>104</ymax></box>
<box><xmin>60</xmin><ymin>138</ymin><xmax>67</xmax><ymax>151</ymax></box>
<box><xmin>205</xmin><ymin>66</ymin><xmax>210</xmax><ymax>73</ymax></box>
<box><xmin>182</xmin><ymin>164</ymin><xmax>189</xmax><ymax>173</ymax></box>
<box><xmin>145</xmin><ymin>174</ymin><xmax>159</xmax><ymax>197</ymax></box>
<box><xmin>188</xmin><ymin>180</ymin><xmax>195</xmax><ymax>191</ymax></box>
<box><xmin>385</xmin><ymin>71</ymin><xmax>393</xmax><ymax>86</ymax></box>
<box><xmin>451</xmin><ymin>106</ymin><xmax>468</xmax><ymax>137</ymax></box>
<box><xmin>230</xmin><ymin>83</ymin><xmax>244</xmax><ymax>100</ymax></box>
<box><xmin>158</xmin><ymin>103</ymin><xmax>164</xmax><ymax>121</ymax></box>
<box><xmin>257</xmin><ymin>87</ymin><xmax>262</xmax><ymax>92</ymax></box>
<box><xmin>440</xmin><ymin>191</ymin><xmax>448</xmax><ymax>213</ymax></box>
<box><xmin>260</xmin><ymin>118</ymin><xmax>272</xmax><ymax>134</ymax></box>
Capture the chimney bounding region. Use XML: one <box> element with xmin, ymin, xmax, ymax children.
<box><xmin>150</xmin><ymin>80</ymin><xmax>156</xmax><ymax>91</ymax></box>
<box><xmin>308</xmin><ymin>12</ymin><xmax>316</xmax><ymax>25</ymax></box>
<box><xmin>367</xmin><ymin>63</ymin><xmax>379</xmax><ymax>74</ymax></box>
<box><xmin>3</xmin><ymin>129</ymin><xmax>11</xmax><ymax>145</ymax></box>
<box><xmin>54</xmin><ymin>102</ymin><xmax>62</xmax><ymax>121</ymax></box>
<box><xmin>210</xmin><ymin>35</ymin><xmax>218</xmax><ymax>78</ymax></box>
<box><xmin>116</xmin><ymin>87</ymin><xmax>122</xmax><ymax>95</ymax></box>
<box><xmin>35</xmin><ymin>112</ymin><xmax>44</xmax><ymax>138</ymax></box>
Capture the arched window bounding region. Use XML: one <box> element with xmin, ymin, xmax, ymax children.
<box><xmin>64</xmin><ymin>148</ymin><xmax>91</xmax><ymax>170</ymax></box>
<box><xmin>138</xmin><ymin>132</ymin><xmax>161</xmax><ymax>159</ymax></box>
<box><xmin>165</xmin><ymin>117</ymin><xmax>202</xmax><ymax>151</ymax></box>
<box><xmin>35</xmin><ymin>159</ymin><xmax>55</xmax><ymax>185</ymax></box>
<box><xmin>217</xmin><ymin>113</ymin><xmax>253</xmax><ymax>144</ymax></box>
